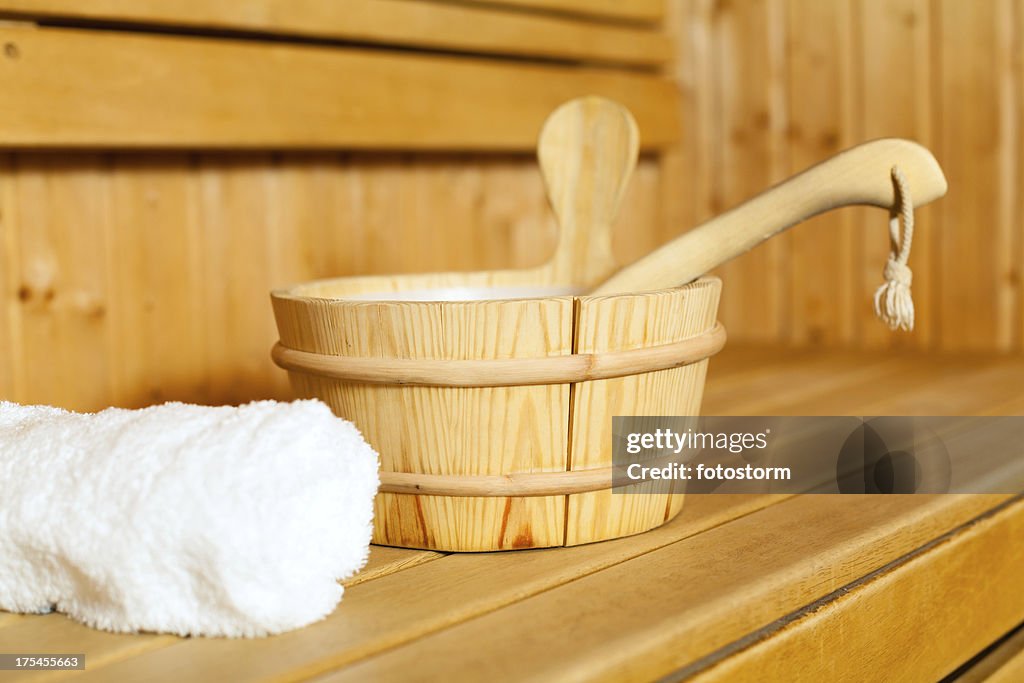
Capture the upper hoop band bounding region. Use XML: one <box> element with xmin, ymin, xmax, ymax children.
<box><xmin>272</xmin><ymin>322</ymin><xmax>725</xmax><ymax>388</ymax></box>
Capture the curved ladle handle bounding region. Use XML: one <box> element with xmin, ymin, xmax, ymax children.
<box><xmin>591</xmin><ymin>138</ymin><xmax>947</xmax><ymax>295</ymax></box>
<box><xmin>538</xmin><ymin>96</ymin><xmax>639</xmax><ymax>288</ymax></box>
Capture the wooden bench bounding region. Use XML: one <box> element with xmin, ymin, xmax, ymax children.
<box><xmin>2</xmin><ymin>347</ymin><xmax>1022</xmax><ymax>681</ymax></box>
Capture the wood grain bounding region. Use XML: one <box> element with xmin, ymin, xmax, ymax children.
<box><xmin>935</xmin><ymin>0</ymin><xmax>1019</xmax><ymax>351</ymax></box>
<box><xmin>565</xmin><ymin>279</ymin><xmax>720</xmax><ymax>545</ymax></box>
<box><xmin>316</xmin><ymin>495</ymin><xmax>1010</xmax><ymax>682</ymax></box>
<box><xmin>0</xmin><ymin>25</ymin><xmax>680</xmax><ymax>150</ymax></box>
<box><xmin>956</xmin><ymin>623</ymin><xmax>1024</xmax><ymax>683</ymax></box>
<box><xmin>56</xmin><ymin>494</ymin><xmax>785</xmax><ymax>683</ymax></box>
<box><xmin>12</xmin><ymin>156</ymin><xmax>115</xmax><ymax>409</ymax></box>
<box><xmin>785</xmin><ymin>0</ymin><xmax>856</xmax><ymax>345</ymax></box>
<box><xmin>666</xmin><ymin>0</ymin><xmax>1022</xmax><ymax>353</ymax></box>
<box><xmin>457</xmin><ymin>0</ymin><xmax>665</xmax><ymax>23</ymax></box>
<box><xmin>854</xmin><ymin>0</ymin><xmax>935</xmax><ymax>350</ymax></box>
<box><xmin>538</xmin><ymin>96</ymin><xmax>638</xmax><ymax>288</ymax></box>
<box><xmin>0</xmin><ymin>154</ymin><xmax>17</xmax><ymax>400</ymax></box>
<box><xmin>709</xmin><ymin>0</ymin><xmax>788</xmax><ymax>343</ymax></box>
<box><xmin>4</xmin><ymin>350</ymin><xmax>1023</xmax><ymax>681</ymax></box>
<box><xmin>0</xmin><ymin>546</ymin><xmax>443</xmax><ymax>683</ymax></box>
<box><xmin>275</xmin><ymin>289</ymin><xmax>574</xmax><ymax>551</ymax></box>
<box><xmin>592</xmin><ymin>139</ymin><xmax>947</xmax><ymax>295</ymax></box>
<box><xmin>688</xmin><ymin>497</ymin><xmax>1024</xmax><ymax>682</ymax></box>
<box><xmin>0</xmin><ymin>0</ymin><xmax>670</xmax><ymax>67</ymax></box>
<box><xmin>0</xmin><ymin>153</ymin><xmax>663</xmax><ymax>411</ymax></box>
<box><xmin>343</xmin><ymin>546</ymin><xmax>445</xmax><ymax>588</ymax></box>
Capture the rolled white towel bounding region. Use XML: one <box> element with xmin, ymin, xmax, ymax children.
<box><xmin>0</xmin><ymin>399</ymin><xmax>379</xmax><ymax>638</ymax></box>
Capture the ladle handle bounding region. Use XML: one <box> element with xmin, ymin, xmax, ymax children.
<box><xmin>591</xmin><ymin>138</ymin><xmax>947</xmax><ymax>295</ymax></box>
<box><xmin>538</xmin><ymin>96</ymin><xmax>639</xmax><ymax>288</ymax></box>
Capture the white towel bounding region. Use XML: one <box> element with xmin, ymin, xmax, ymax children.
<box><xmin>0</xmin><ymin>399</ymin><xmax>379</xmax><ymax>638</ymax></box>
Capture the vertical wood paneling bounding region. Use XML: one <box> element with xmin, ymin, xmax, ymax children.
<box><xmin>197</xmin><ymin>156</ymin><xmax>282</xmax><ymax>404</ymax></box>
<box><xmin>785</xmin><ymin>0</ymin><xmax>857</xmax><ymax>345</ymax></box>
<box><xmin>3</xmin><ymin>1</ymin><xmax>1024</xmax><ymax>411</ymax></box>
<box><xmin>14</xmin><ymin>156</ymin><xmax>115</xmax><ymax>409</ymax></box>
<box><xmin>108</xmin><ymin>156</ymin><xmax>207</xmax><ymax>407</ymax></box>
<box><xmin>854</xmin><ymin>0</ymin><xmax>935</xmax><ymax>349</ymax></box>
<box><xmin>711</xmin><ymin>0</ymin><xmax>789</xmax><ymax>342</ymax></box>
<box><xmin>666</xmin><ymin>0</ymin><xmax>1020</xmax><ymax>352</ymax></box>
<box><xmin>661</xmin><ymin>0</ymin><xmax>715</xmax><ymax>243</ymax></box>
<box><xmin>936</xmin><ymin>0</ymin><xmax>1018</xmax><ymax>351</ymax></box>
<box><xmin>480</xmin><ymin>156</ymin><xmax>555</xmax><ymax>271</ymax></box>
<box><xmin>0</xmin><ymin>155</ymin><xmax>18</xmax><ymax>400</ymax></box>
<box><xmin>1019</xmin><ymin>0</ymin><xmax>1024</xmax><ymax>351</ymax></box>
<box><xmin>0</xmin><ymin>154</ymin><xmax>664</xmax><ymax>410</ymax></box>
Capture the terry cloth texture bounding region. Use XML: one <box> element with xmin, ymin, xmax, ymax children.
<box><xmin>0</xmin><ymin>399</ymin><xmax>379</xmax><ymax>637</ymax></box>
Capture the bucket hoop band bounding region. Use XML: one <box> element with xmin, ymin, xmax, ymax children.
<box><xmin>272</xmin><ymin>322</ymin><xmax>725</xmax><ymax>388</ymax></box>
<box><xmin>380</xmin><ymin>467</ymin><xmax>618</xmax><ymax>497</ymax></box>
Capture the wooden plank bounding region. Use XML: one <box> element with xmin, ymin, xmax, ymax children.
<box><xmin>785</xmin><ymin>0</ymin><xmax>856</xmax><ymax>346</ymax></box>
<box><xmin>106</xmin><ymin>154</ymin><xmax>208</xmax><ymax>407</ymax></box>
<box><xmin>11</xmin><ymin>155</ymin><xmax>115</xmax><ymax>411</ymax></box>
<box><xmin>0</xmin><ymin>26</ymin><xmax>680</xmax><ymax>150</ymax></box>
<box><xmin>1018</xmin><ymin>0</ymin><xmax>1024</xmax><ymax>355</ymax></box>
<box><xmin>956</xmin><ymin>623</ymin><xmax>1024</xmax><ymax>683</ymax></box>
<box><xmin>658</xmin><ymin>0</ymin><xmax>715</xmax><ymax>250</ymax></box>
<box><xmin>703</xmin><ymin>352</ymin><xmax>917</xmax><ymax>415</ymax></box>
<box><xmin>0</xmin><ymin>0</ymin><xmax>671</xmax><ymax>67</ymax></box>
<box><xmin>0</xmin><ymin>612</ymin><xmax>25</xmax><ymax>629</ymax></box>
<box><xmin>0</xmin><ymin>547</ymin><xmax>442</xmax><ymax>682</ymax></box>
<box><xmin>0</xmin><ymin>154</ymin><xmax>18</xmax><ymax>400</ymax></box>
<box><xmin>704</xmin><ymin>347</ymin><xmax>1024</xmax><ymax>417</ymax></box>
<box><xmin>936</xmin><ymin>0</ymin><xmax>1018</xmax><ymax>350</ymax></box>
<box><xmin>344</xmin><ymin>546</ymin><xmax>445</xmax><ymax>588</ymax></box>
<box><xmin>710</xmin><ymin>0</ymin><xmax>788</xmax><ymax>343</ymax></box>
<box><xmin>458</xmin><ymin>0</ymin><xmax>665</xmax><ymax>24</ymax></box>
<box><xmin>687</xmin><ymin>498</ymin><xmax>1024</xmax><ymax>682</ymax></box>
<box><xmin>854</xmin><ymin>0</ymin><xmax>935</xmax><ymax>350</ymax></box>
<box><xmin>0</xmin><ymin>618</ymin><xmax>177</xmax><ymax>683</ymax></box>
<box><xmin>319</xmin><ymin>494</ymin><xmax>1010</xmax><ymax>682</ymax></box>
<box><xmin>195</xmin><ymin>155</ymin><xmax>284</xmax><ymax>405</ymax></box>
<box><xmin>62</xmin><ymin>494</ymin><xmax>786</xmax><ymax>682</ymax></box>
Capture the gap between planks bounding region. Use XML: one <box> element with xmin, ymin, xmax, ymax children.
<box><xmin>680</xmin><ymin>495</ymin><xmax>1024</xmax><ymax>682</ymax></box>
<box><xmin>0</xmin><ymin>0</ymin><xmax>671</xmax><ymax>68</ymax></box>
<box><xmin>311</xmin><ymin>494</ymin><xmax>1012</xmax><ymax>682</ymax></box>
<box><xmin>43</xmin><ymin>494</ymin><xmax>787</xmax><ymax>683</ymax></box>
<box><xmin>0</xmin><ymin>546</ymin><xmax>443</xmax><ymax>683</ymax></box>
<box><xmin>953</xmin><ymin>619</ymin><xmax>1024</xmax><ymax>683</ymax></box>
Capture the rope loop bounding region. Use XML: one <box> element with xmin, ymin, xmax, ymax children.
<box><xmin>874</xmin><ymin>166</ymin><xmax>915</xmax><ymax>331</ymax></box>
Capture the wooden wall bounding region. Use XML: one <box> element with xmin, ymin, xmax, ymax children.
<box><xmin>668</xmin><ymin>0</ymin><xmax>1023</xmax><ymax>352</ymax></box>
<box><xmin>0</xmin><ymin>152</ymin><xmax>667</xmax><ymax>410</ymax></box>
<box><xmin>0</xmin><ymin>1</ymin><xmax>678</xmax><ymax>411</ymax></box>
<box><xmin>2</xmin><ymin>1</ymin><xmax>1022</xmax><ymax>412</ymax></box>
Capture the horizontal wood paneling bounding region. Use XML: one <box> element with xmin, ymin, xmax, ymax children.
<box><xmin>458</xmin><ymin>0</ymin><xmax>665</xmax><ymax>24</ymax></box>
<box><xmin>0</xmin><ymin>26</ymin><xmax>679</xmax><ymax>150</ymax></box>
<box><xmin>0</xmin><ymin>0</ymin><xmax>670</xmax><ymax>67</ymax></box>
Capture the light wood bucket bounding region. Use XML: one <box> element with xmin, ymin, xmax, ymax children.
<box><xmin>271</xmin><ymin>265</ymin><xmax>723</xmax><ymax>551</ymax></box>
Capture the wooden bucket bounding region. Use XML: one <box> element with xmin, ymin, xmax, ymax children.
<box><xmin>271</xmin><ymin>259</ymin><xmax>723</xmax><ymax>551</ymax></box>
<box><xmin>271</xmin><ymin>98</ymin><xmax>722</xmax><ymax>551</ymax></box>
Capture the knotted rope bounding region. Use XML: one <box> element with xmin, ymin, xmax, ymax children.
<box><xmin>874</xmin><ymin>166</ymin><xmax>915</xmax><ymax>331</ymax></box>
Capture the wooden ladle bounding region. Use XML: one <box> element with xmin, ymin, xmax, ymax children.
<box><xmin>590</xmin><ymin>138</ymin><xmax>948</xmax><ymax>295</ymax></box>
